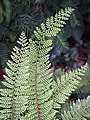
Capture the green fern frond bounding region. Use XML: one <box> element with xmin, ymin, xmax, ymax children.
<box><xmin>0</xmin><ymin>32</ymin><xmax>29</xmax><ymax>119</ymax></box>
<box><xmin>52</xmin><ymin>64</ymin><xmax>88</xmax><ymax>109</ymax></box>
<box><xmin>79</xmin><ymin>68</ymin><xmax>90</xmax><ymax>87</ymax></box>
<box><xmin>75</xmin><ymin>68</ymin><xmax>90</xmax><ymax>94</ymax></box>
<box><xmin>27</xmin><ymin>38</ymin><xmax>55</xmax><ymax>120</ymax></box>
<box><xmin>26</xmin><ymin>7</ymin><xmax>74</xmax><ymax>120</ymax></box>
<box><xmin>61</xmin><ymin>96</ymin><xmax>90</xmax><ymax>120</ymax></box>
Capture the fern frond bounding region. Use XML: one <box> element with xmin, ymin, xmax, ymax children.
<box><xmin>27</xmin><ymin>38</ymin><xmax>55</xmax><ymax>120</ymax></box>
<box><xmin>26</xmin><ymin>7</ymin><xmax>74</xmax><ymax>120</ymax></box>
<box><xmin>61</xmin><ymin>96</ymin><xmax>90</xmax><ymax>120</ymax></box>
<box><xmin>52</xmin><ymin>64</ymin><xmax>88</xmax><ymax>109</ymax></box>
<box><xmin>0</xmin><ymin>32</ymin><xmax>29</xmax><ymax>119</ymax></box>
<box><xmin>75</xmin><ymin>70</ymin><xmax>90</xmax><ymax>94</ymax></box>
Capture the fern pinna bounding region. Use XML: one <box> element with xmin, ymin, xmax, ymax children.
<box><xmin>0</xmin><ymin>7</ymin><xmax>89</xmax><ymax>120</ymax></box>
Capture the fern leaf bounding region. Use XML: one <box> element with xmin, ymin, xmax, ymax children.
<box><xmin>27</xmin><ymin>38</ymin><xmax>55</xmax><ymax>120</ymax></box>
<box><xmin>75</xmin><ymin>69</ymin><xmax>90</xmax><ymax>94</ymax></box>
<box><xmin>27</xmin><ymin>7</ymin><xmax>74</xmax><ymax>120</ymax></box>
<box><xmin>0</xmin><ymin>32</ymin><xmax>29</xmax><ymax>119</ymax></box>
<box><xmin>52</xmin><ymin>64</ymin><xmax>88</xmax><ymax>109</ymax></box>
<box><xmin>61</xmin><ymin>96</ymin><xmax>90</xmax><ymax>120</ymax></box>
<box><xmin>26</xmin><ymin>7</ymin><xmax>74</xmax><ymax>120</ymax></box>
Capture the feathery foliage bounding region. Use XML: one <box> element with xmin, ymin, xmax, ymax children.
<box><xmin>0</xmin><ymin>32</ymin><xmax>29</xmax><ymax>119</ymax></box>
<box><xmin>75</xmin><ymin>69</ymin><xmax>90</xmax><ymax>94</ymax></box>
<box><xmin>25</xmin><ymin>7</ymin><xmax>75</xmax><ymax>120</ymax></box>
<box><xmin>26</xmin><ymin>36</ymin><xmax>55</xmax><ymax>120</ymax></box>
<box><xmin>61</xmin><ymin>97</ymin><xmax>90</xmax><ymax>120</ymax></box>
<box><xmin>34</xmin><ymin>7</ymin><xmax>74</xmax><ymax>39</ymax></box>
<box><xmin>52</xmin><ymin>64</ymin><xmax>88</xmax><ymax>109</ymax></box>
<box><xmin>0</xmin><ymin>7</ymin><xmax>89</xmax><ymax>120</ymax></box>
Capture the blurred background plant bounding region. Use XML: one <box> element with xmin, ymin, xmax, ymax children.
<box><xmin>0</xmin><ymin>0</ymin><xmax>90</xmax><ymax>80</ymax></box>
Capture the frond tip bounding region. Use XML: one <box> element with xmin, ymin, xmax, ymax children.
<box><xmin>34</xmin><ymin>7</ymin><xmax>74</xmax><ymax>41</ymax></box>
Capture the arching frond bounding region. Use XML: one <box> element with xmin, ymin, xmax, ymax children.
<box><xmin>52</xmin><ymin>64</ymin><xmax>88</xmax><ymax>109</ymax></box>
<box><xmin>26</xmin><ymin>7</ymin><xmax>74</xmax><ymax>120</ymax></box>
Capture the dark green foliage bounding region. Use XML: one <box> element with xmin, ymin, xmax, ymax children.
<box><xmin>0</xmin><ymin>0</ymin><xmax>10</xmax><ymax>23</ymax></box>
<box><xmin>0</xmin><ymin>43</ymin><xmax>9</xmax><ymax>66</ymax></box>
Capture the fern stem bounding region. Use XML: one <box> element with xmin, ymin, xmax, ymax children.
<box><xmin>35</xmin><ymin>48</ymin><xmax>40</xmax><ymax>120</ymax></box>
<box><xmin>12</xmin><ymin>81</ymin><xmax>15</xmax><ymax>120</ymax></box>
<box><xmin>12</xmin><ymin>92</ymin><xmax>15</xmax><ymax>120</ymax></box>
